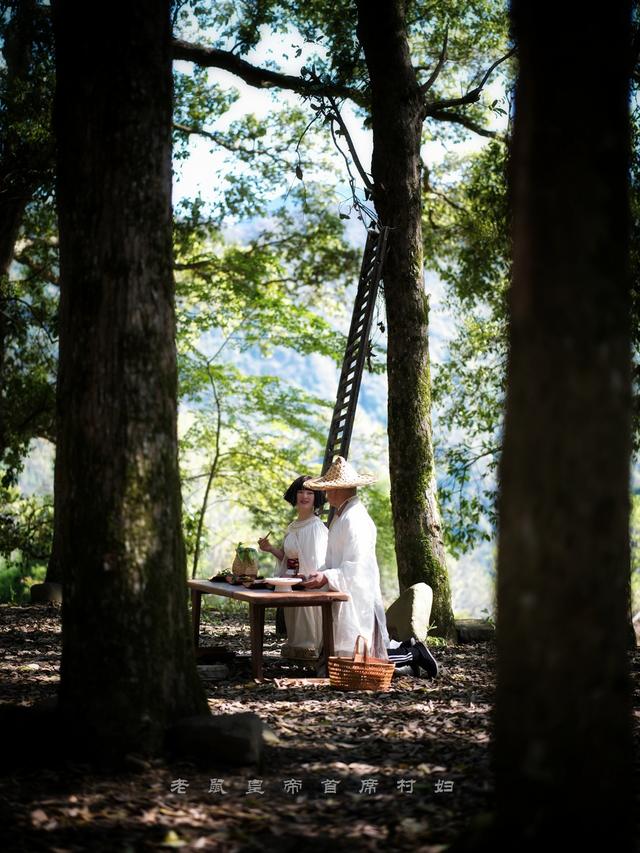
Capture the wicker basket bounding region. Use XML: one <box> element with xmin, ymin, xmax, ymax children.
<box><xmin>328</xmin><ymin>635</ymin><xmax>395</xmax><ymax>692</ymax></box>
<box><xmin>231</xmin><ymin>544</ymin><xmax>259</xmax><ymax>578</ymax></box>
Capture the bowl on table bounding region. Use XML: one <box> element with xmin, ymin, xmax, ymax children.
<box><xmin>265</xmin><ymin>577</ymin><xmax>304</xmax><ymax>593</ymax></box>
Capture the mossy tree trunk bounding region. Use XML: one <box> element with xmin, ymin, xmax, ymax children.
<box><xmin>52</xmin><ymin>0</ymin><xmax>207</xmax><ymax>756</ymax></box>
<box><xmin>355</xmin><ymin>0</ymin><xmax>455</xmax><ymax>639</ymax></box>
<box><xmin>495</xmin><ymin>2</ymin><xmax>634</xmax><ymax>846</ymax></box>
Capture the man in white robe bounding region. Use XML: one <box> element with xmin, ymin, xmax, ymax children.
<box><xmin>303</xmin><ymin>457</ymin><xmax>438</xmax><ymax>677</ymax></box>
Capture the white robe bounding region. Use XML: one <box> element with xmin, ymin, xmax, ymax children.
<box><xmin>276</xmin><ymin>514</ymin><xmax>328</xmax><ymax>653</ymax></box>
<box><xmin>321</xmin><ymin>497</ymin><xmax>390</xmax><ymax>660</ymax></box>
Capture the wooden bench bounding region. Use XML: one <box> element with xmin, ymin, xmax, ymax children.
<box><xmin>188</xmin><ymin>580</ymin><xmax>349</xmax><ymax>680</ymax></box>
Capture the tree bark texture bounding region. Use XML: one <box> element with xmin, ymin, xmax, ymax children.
<box><xmin>495</xmin><ymin>2</ymin><xmax>634</xmax><ymax>846</ymax></box>
<box><xmin>52</xmin><ymin>0</ymin><xmax>207</xmax><ymax>755</ymax></box>
<box><xmin>355</xmin><ymin>0</ymin><xmax>455</xmax><ymax>638</ymax></box>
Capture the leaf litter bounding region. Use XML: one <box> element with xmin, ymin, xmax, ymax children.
<box><xmin>1</xmin><ymin>604</ymin><xmax>638</xmax><ymax>852</ymax></box>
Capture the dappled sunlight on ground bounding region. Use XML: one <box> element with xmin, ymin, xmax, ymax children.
<box><xmin>1</xmin><ymin>604</ymin><xmax>637</xmax><ymax>851</ymax></box>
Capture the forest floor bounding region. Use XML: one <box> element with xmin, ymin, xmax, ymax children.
<box><xmin>0</xmin><ymin>603</ymin><xmax>638</xmax><ymax>852</ymax></box>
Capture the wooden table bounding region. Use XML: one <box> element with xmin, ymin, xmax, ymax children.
<box><xmin>188</xmin><ymin>580</ymin><xmax>349</xmax><ymax>680</ymax></box>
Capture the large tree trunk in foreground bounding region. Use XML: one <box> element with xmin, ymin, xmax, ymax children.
<box><xmin>355</xmin><ymin>0</ymin><xmax>455</xmax><ymax>638</ymax></box>
<box><xmin>52</xmin><ymin>0</ymin><xmax>207</xmax><ymax>756</ymax></box>
<box><xmin>495</xmin><ymin>3</ymin><xmax>634</xmax><ymax>846</ymax></box>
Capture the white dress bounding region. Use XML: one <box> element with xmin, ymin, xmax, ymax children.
<box><xmin>276</xmin><ymin>514</ymin><xmax>328</xmax><ymax>654</ymax></box>
<box><xmin>321</xmin><ymin>497</ymin><xmax>390</xmax><ymax>659</ymax></box>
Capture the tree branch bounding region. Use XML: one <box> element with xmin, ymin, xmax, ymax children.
<box><xmin>425</xmin><ymin>184</ymin><xmax>468</xmax><ymax>214</ymax></box>
<box><xmin>173</xmin><ymin>122</ymin><xmax>289</xmax><ymax>164</ymax></box>
<box><xmin>191</xmin><ymin>362</ymin><xmax>222</xmax><ymax>579</ymax></box>
<box><xmin>173</xmin><ymin>38</ymin><xmax>367</xmax><ymax>108</ymax></box>
<box><xmin>419</xmin><ymin>25</ymin><xmax>448</xmax><ymax>95</ymax></box>
<box><xmin>13</xmin><ymin>251</ymin><xmax>59</xmax><ymax>286</ymax></box>
<box><xmin>324</xmin><ymin>96</ymin><xmax>373</xmax><ymax>191</ymax></box>
<box><xmin>427</xmin><ymin>109</ymin><xmax>502</xmax><ymax>139</ymax></box>
<box><xmin>4</xmin><ymin>293</ymin><xmax>57</xmax><ymax>341</ymax></box>
<box><xmin>423</xmin><ymin>46</ymin><xmax>516</xmax><ymax>115</ymax></box>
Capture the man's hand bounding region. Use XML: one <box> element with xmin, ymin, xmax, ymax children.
<box><xmin>302</xmin><ymin>572</ymin><xmax>326</xmax><ymax>589</ymax></box>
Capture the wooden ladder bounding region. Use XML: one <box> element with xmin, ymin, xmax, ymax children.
<box><xmin>321</xmin><ymin>225</ymin><xmax>389</xmax><ymax>516</ymax></box>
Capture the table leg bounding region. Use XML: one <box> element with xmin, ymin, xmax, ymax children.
<box><xmin>321</xmin><ymin>602</ymin><xmax>335</xmax><ymax>658</ymax></box>
<box><xmin>191</xmin><ymin>589</ymin><xmax>202</xmax><ymax>648</ymax></box>
<box><xmin>249</xmin><ymin>604</ymin><xmax>265</xmax><ymax>680</ymax></box>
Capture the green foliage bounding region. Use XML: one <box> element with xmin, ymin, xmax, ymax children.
<box><xmin>0</xmin><ymin>558</ymin><xmax>46</xmax><ymax>603</ymax></box>
<box><xmin>427</xmin><ymin>141</ymin><xmax>510</xmax><ymax>553</ymax></box>
<box><xmin>0</xmin><ymin>487</ymin><xmax>53</xmax><ymax>562</ymax></box>
<box><xmin>0</xmin><ymin>487</ymin><xmax>52</xmax><ymax>603</ymax></box>
<box><xmin>2</xmin><ymin>195</ymin><xmax>58</xmax><ymax>487</ymax></box>
<box><xmin>170</xmin><ymin>0</ymin><xmax>515</xmax><ymax>558</ymax></box>
<box><xmin>173</xmin><ymin>174</ymin><xmax>358</xmax><ymax>575</ymax></box>
<box><xmin>1</xmin><ymin>5</ymin><xmax>361</xmax><ymax>583</ymax></box>
<box><xmin>174</xmin><ymin>190</ymin><xmax>354</xmax><ymax>360</ymax></box>
<box><xmin>1</xmin><ymin>1</ymin><xmax>57</xmax><ymax>488</ymax></box>
<box><xmin>0</xmin><ymin>0</ymin><xmax>55</xmax><ymax>183</ymax></box>
<box><xmin>178</xmin><ymin>357</ymin><xmax>334</xmax><ymax>572</ymax></box>
<box><xmin>428</xmin><ymin>89</ymin><xmax>640</xmax><ymax>556</ymax></box>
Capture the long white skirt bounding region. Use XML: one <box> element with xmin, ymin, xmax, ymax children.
<box><xmin>283</xmin><ymin>605</ymin><xmax>323</xmax><ymax>655</ymax></box>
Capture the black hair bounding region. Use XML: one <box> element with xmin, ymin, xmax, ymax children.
<box><xmin>283</xmin><ymin>475</ymin><xmax>325</xmax><ymax>511</ymax></box>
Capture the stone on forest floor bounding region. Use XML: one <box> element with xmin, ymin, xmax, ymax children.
<box><xmin>280</xmin><ymin>644</ymin><xmax>318</xmax><ymax>661</ymax></box>
<box><xmin>385</xmin><ymin>583</ymin><xmax>433</xmax><ymax>642</ymax></box>
<box><xmin>455</xmin><ymin>618</ymin><xmax>496</xmax><ymax>643</ymax></box>
<box><xmin>197</xmin><ymin>664</ymin><xmax>229</xmax><ymax>680</ymax></box>
<box><xmin>30</xmin><ymin>583</ymin><xmax>63</xmax><ymax>604</ymax></box>
<box><xmin>166</xmin><ymin>712</ymin><xmax>263</xmax><ymax>766</ymax></box>
<box><xmin>196</xmin><ymin>646</ymin><xmax>235</xmax><ymax>664</ymax></box>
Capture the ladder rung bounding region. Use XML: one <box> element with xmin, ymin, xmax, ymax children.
<box><xmin>344</xmin><ymin>348</ymin><xmax>360</xmax><ymax>364</ymax></box>
<box><xmin>332</xmin><ymin>406</ymin><xmax>350</xmax><ymax>421</ymax></box>
<box><xmin>335</xmin><ymin>391</ymin><xmax>352</xmax><ymax>404</ymax></box>
<box><xmin>349</xmin><ymin>313</ymin><xmax>367</xmax><ymax>333</ymax></box>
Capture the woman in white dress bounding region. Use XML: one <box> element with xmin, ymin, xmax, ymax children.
<box><xmin>258</xmin><ymin>476</ymin><xmax>327</xmax><ymax>657</ymax></box>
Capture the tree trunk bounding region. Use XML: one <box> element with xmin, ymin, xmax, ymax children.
<box><xmin>355</xmin><ymin>0</ymin><xmax>455</xmax><ymax>638</ymax></box>
<box><xmin>52</xmin><ymin>0</ymin><xmax>207</xmax><ymax>756</ymax></box>
<box><xmin>495</xmin><ymin>3</ymin><xmax>634</xmax><ymax>847</ymax></box>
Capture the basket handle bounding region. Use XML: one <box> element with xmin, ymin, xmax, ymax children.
<box><xmin>352</xmin><ymin>634</ymin><xmax>369</xmax><ymax>662</ymax></box>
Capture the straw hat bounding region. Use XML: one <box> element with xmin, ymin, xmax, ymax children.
<box><xmin>304</xmin><ymin>456</ymin><xmax>377</xmax><ymax>490</ymax></box>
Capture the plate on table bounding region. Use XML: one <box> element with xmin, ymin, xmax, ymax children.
<box><xmin>265</xmin><ymin>577</ymin><xmax>304</xmax><ymax>593</ymax></box>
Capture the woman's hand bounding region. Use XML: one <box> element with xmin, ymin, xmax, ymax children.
<box><xmin>302</xmin><ymin>571</ymin><xmax>326</xmax><ymax>589</ymax></box>
<box><xmin>258</xmin><ymin>536</ymin><xmax>273</xmax><ymax>554</ymax></box>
